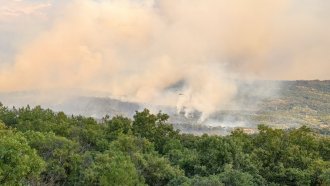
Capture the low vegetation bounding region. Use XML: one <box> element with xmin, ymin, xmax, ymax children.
<box><xmin>0</xmin><ymin>103</ymin><xmax>329</xmax><ymax>185</ymax></box>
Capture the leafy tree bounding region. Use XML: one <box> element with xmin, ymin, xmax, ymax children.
<box><xmin>132</xmin><ymin>109</ymin><xmax>179</xmax><ymax>153</ymax></box>
<box><xmin>0</xmin><ymin>105</ymin><xmax>329</xmax><ymax>185</ymax></box>
<box><xmin>105</xmin><ymin>116</ymin><xmax>132</xmax><ymax>141</ymax></box>
<box><xmin>23</xmin><ymin>131</ymin><xmax>80</xmax><ymax>185</ymax></box>
<box><xmin>110</xmin><ymin>134</ymin><xmax>185</xmax><ymax>185</ymax></box>
<box><xmin>186</xmin><ymin>175</ymin><xmax>223</xmax><ymax>186</ymax></box>
<box><xmin>0</xmin><ymin>125</ymin><xmax>45</xmax><ymax>185</ymax></box>
<box><xmin>218</xmin><ymin>164</ymin><xmax>255</xmax><ymax>186</ymax></box>
<box><xmin>320</xmin><ymin>168</ymin><xmax>330</xmax><ymax>185</ymax></box>
<box><xmin>0</xmin><ymin>104</ymin><xmax>18</xmax><ymax>126</ymax></box>
<box><xmin>133</xmin><ymin>153</ymin><xmax>184</xmax><ymax>186</ymax></box>
<box><xmin>80</xmin><ymin>151</ymin><xmax>144</xmax><ymax>186</ymax></box>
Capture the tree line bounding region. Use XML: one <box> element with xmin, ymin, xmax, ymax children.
<box><xmin>0</xmin><ymin>103</ymin><xmax>329</xmax><ymax>185</ymax></box>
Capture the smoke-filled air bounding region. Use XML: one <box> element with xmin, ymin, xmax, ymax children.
<box><xmin>0</xmin><ymin>0</ymin><xmax>330</xmax><ymax>120</ymax></box>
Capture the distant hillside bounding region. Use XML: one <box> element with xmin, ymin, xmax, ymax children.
<box><xmin>257</xmin><ymin>80</ymin><xmax>330</xmax><ymax>134</ymax></box>
<box><xmin>0</xmin><ymin>80</ymin><xmax>329</xmax><ymax>135</ymax></box>
<box><xmin>174</xmin><ymin>80</ymin><xmax>330</xmax><ymax>135</ymax></box>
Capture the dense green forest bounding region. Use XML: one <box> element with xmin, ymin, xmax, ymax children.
<box><xmin>0</xmin><ymin>103</ymin><xmax>329</xmax><ymax>185</ymax></box>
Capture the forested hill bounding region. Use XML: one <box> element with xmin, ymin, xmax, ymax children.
<box><xmin>171</xmin><ymin>80</ymin><xmax>330</xmax><ymax>135</ymax></box>
<box><xmin>0</xmin><ymin>104</ymin><xmax>329</xmax><ymax>185</ymax></box>
<box><xmin>0</xmin><ymin>80</ymin><xmax>329</xmax><ymax>136</ymax></box>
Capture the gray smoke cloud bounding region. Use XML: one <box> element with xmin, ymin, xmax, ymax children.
<box><xmin>0</xmin><ymin>0</ymin><xmax>329</xmax><ymax>120</ymax></box>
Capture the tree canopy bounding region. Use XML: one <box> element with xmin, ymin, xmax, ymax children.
<box><xmin>0</xmin><ymin>104</ymin><xmax>329</xmax><ymax>185</ymax></box>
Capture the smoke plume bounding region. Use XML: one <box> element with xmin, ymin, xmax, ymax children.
<box><xmin>0</xmin><ymin>0</ymin><xmax>329</xmax><ymax>119</ymax></box>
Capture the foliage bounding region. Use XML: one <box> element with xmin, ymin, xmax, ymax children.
<box><xmin>0</xmin><ymin>125</ymin><xmax>45</xmax><ymax>185</ymax></box>
<box><xmin>0</xmin><ymin>104</ymin><xmax>329</xmax><ymax>185</ymax></box>
<box><xmin>78</xmin><ymin>151</ymin><xmax>143</xmax><ymax>186</ymax></box>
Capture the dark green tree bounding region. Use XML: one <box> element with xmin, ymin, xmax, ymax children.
<box><xmin>0</xmin><ymin>124</ymin><xmax>45</xmax><ymax>185</ymax></box>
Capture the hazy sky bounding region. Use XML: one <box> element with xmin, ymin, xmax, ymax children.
<box><xmin>0</xmin><ymin>0</ymin><xmax>329</xmax><ymax>118</ymax></box>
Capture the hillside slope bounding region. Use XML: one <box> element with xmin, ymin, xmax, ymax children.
<box><xmin>0</xmin><ymin>80</ymin><xmax>329</xmax><ymax>135</ymax></box>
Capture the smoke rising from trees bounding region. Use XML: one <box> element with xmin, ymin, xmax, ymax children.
<box><xmin>0</xmin><ymin>0</ymin><xmax>329</xmax><ymax>119</ymax></box>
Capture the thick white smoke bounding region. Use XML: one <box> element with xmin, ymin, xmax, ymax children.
<box><xmin>0</xmin><ymin>0</ymin><xmax>329</xmax><ymax>120</ymax></box>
